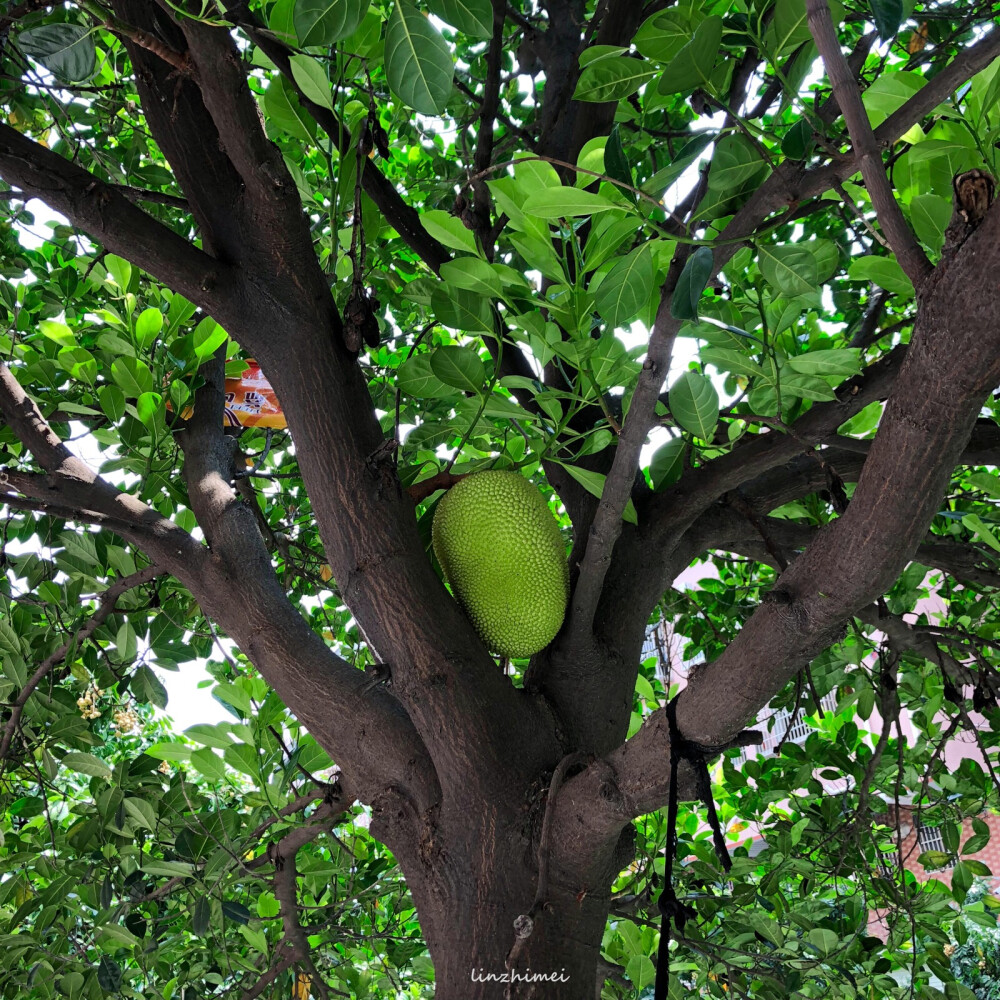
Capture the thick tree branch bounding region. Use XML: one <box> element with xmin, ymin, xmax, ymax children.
<box><xmin>2</xmin><ymin>357</ymin><xmax>437</xmax><ymax>812</ymax></box>
<box><xmin>224</xmin><ymin>0</ymin><xmax>451</xmax><ymax>273</ymax></box>
<box><xmin>174</xmin><ymin>352</ymin><xmax>439</xmax><ymax>816</ymax></box>
<box><xmin>807</xmin><ymin>0</ymin><xmax>932</xmax><ymax>287</ymax></box>
<box><xmin>565</xmin><ymin>258</ymin><xmax>685</xmax><ymax>646</ymax></box>
<box><xmin>710</xmin><ymin>25</ymin><xmax>1000</xmax><ymax>280</ymax></box>
<box><xmin>0</xmin><ymin>122</ymin><xmax>236</xmax><ymax>310</ymax></box>
<box><xmin>567</xmin><ymin>195</ymin><xmax>1000</xmax><ymax>845</ymax></box>
<box><xmin>171</xmin><ymin>13</ymin><xmax>302</xmax><ymax>214</ymax></box>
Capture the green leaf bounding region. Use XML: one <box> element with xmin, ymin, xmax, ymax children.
<box><xmin>439</xmin><ymin>258</ymin><xmax>503</xmax><ymax>298</ymax></box>
<box><xmin>134</xmin><ymin>308</ymin><xmax>163</xmax><ymax>349</ymax></box>
<box><xmin>625</xmin><ymin>955</ymin><xmax>656</xmax><ymax>991</ymax></box>
<box><xmin>669</xmin><ymin>371</ymin><xmax>718</xmax><ymax>440</ymax></box>
<box><xmin>909</xmin><ymin>193</ymin><xmax>951</xmax><ymax>253</ymax></box>
<box><xmin>708</xmin><ymin>135</ymin><xmax>763</xmax><ymax>191</ymax></box>
<box><xmin>289</xmin><ymin>54</ymin><xmax>333</xmax><ymax>110</ymax></box>
<box><xmin>764</xmin><ymin>0</ymin><xmax>813</xmax><ymax>56</ymax></box>
<box><xmin>98</xmin><ymin>385</ymin><xmax>126</xmax><ymax>423</ymax></box>
<box><xmin>594</xmin><ymin>242</ymin><xmax>655</xmax><ymax>328</ymax></box>
<box><xmin>190</xmin><ymin>748</ymin><xmax>227</xmax><ymax>782</ymax></box>
<box><xmin>962</xmin><ymin>514</ymin><xmax>1000</xmax><ymax>553</ymax></box>
<box><xmin>554</xmin><ymin>463</ymin><xmax>638</xmax><ymax>524</ymax></box>
<box><xmin>38</xmin><ymin>320</ymin><xmax>75</xmax><ymax>347</ymax></box>
<box><xmin>521</xmin><ymin>187</ymin><xmax>624</xmax><ymax>218</ymax></box>
<box><xmin>144</xmin><ymin>743</ymin><xmax>192</xmax><ymax>762</ymax></box>
<box><xmin>123</xmin><ymin>798</ymin><xmax>156</xmax><ymax>831</ymax></box>
<box><xmin>184</xmin><ymin>723</ymin><xmax>234</xmax><ymax>749</ymax></box>
<box><xmin>213</xmin><ymin>682</ymin><xmax>252</xmax><ymax>715</ymax></box>
<box><xmin>95</xmin><ymin>952</ymin><xmax>122</xmax><ymax>989</ymax></box>
<box><xmin>806</xmin><ymin>928</ymin><xmax>840</xmax><ymax>956</ymax></box>
<box><xmin>192</xmin><ymin>896</ymin><xmax>211</xmax><ymax>936</ymax></box>
<box><xmin>18</xmin><ymin>23</ymin><xmax>96</xmax><ymax>83</ymax></box>
<box><xmin>57</xmin><ymin>347</ymin><xmax>97</xmax><ymax>386</ymax></box>
<box><xmin>262</xmin><ymin>76</ymin><xmax>316</xmax><ymax>141</ymax></box>
<box><xmin>134</xmin><ymin>665</ymin><xmax>168</xmax><ymax>709</ymax></box>
<box><xmin>62</xmin><ymin>752</ymin><xmax>112</xmax><ymax>781</ymax></box>
<box><xmin>848</xmin><ymin>256</ymin><xmax>914</xmax><ymax>297</ymax></box>
<box><xmin>781</xmin><ymin>118</ymin><xmax>814</xmax><ymax>160</ymax></box>
<box><xmin>862</xmin><ymin>71</ymin><xmax>925</xmax><ymax>126</ymax></box>
<box><xmin>952</xmin><ymin>860</ymin><xmax>973</xmax><ymax>893</ymax></box>
<box><xmin>759</xmin><ymin>244</ymin><xmax>821</xmax><ymax>297</ymax></box>
<box><xmin>634</xmin><ymin>10</ymin><xmax>689</xmax><ymax>63</ymax></box>
<box><xmin>700</xmin><ymin>347</ymin><xmax>767</xmax><ymax>380</ymax></box>
<box><xmin>671</xmin><ymin>247</ymin><xmax>714</xmax><ymax>320</ymax></box>
<box><xmin>105</xmin><ymin>255</ymin><xmax>132</xmax><ymax>291</ymax></box>
<box><xmin>431</xmin><ymin>284</ymin><xmax>494</xmax><ymax>331</ymax></box>
<box><xmin>604</xmin><ymin>125</ymin><xmax>633</xmax><ymax>192</ymax></box>
<box><xmin>869</xmin><ymin>0</ymin><xmax>903</xmax><ymax>40</ymax></box>
<box><xmin>427</xmin><ymin>0</ymin><xmax>492</xmax><ymax>38</ymax></box>
<box><xmin>420</xmin><ymin>210</ymin><xmax>479</xmax><ymax>254</ymax></box>
<box><xmin>784</xmin><ymin>349</ymin><xmax>860</xmax><ymax>377</ymax></box>
<box><xmin>222</xmin><ymin>901</ymin><xmax>252</xmax><ymax>925</ymax></box>
<box><xmin>293</xmin><ymin>0</ymin><xmax>369</xmax><ymax>45</ymax></box>
<box><xmin>573</xmin><ymin>56</ymin><xmax>657</xmax><ymax>103</ymax></box>
<box><xmin>193</xmin><ymin>316</ymin><xmax>228</xmax><ymax>360</ymax></box>
<box><xmin>657</xmin><ymin>15</ymin><xmax>722</xmax><ymax>94</ymax></box>
<box><xmin>397</xmin><ymin>354</ymin><xmax>459</xmax><ymax>398</ymax></box>
<box><xmin>111</xmin><ymin>357</ymin><xmax>154</xmax><ymax>397</ymax></box>
<box><xmin>778</xmin><ymin>371</ymin><xmax>837</xmax><ymax>401</ymax></box>
<box><xmin>428</xmin><ymin>345</ymin><xmax>485</xmax><ymax>393</ymax></box>
<box><xmin>135</xmin><ymin>391</ymin><xmax>163</xmax><ymax>428</ymax></box>
<box><xmin>385</xmin><ymin>1</ymin><xmax>454</xmax><ymax>114</ymax></box>
<box><xmin>649</xmin><ymin>437</ymin><xmax>686</xmax><ymax>490</ymax></box>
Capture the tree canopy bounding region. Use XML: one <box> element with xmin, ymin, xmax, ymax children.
<box><xmin>2</xmin><ymin>0</ymin><xmax>1000</xmax><ymax>998</ymax></box>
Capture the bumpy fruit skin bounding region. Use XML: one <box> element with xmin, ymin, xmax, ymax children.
<box><xmin>432</xmin><ymin>470</ymin><xmax>569</xmax><ymax>658</ymax></box>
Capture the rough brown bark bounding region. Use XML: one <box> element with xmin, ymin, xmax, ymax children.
<box><xmin>4</xmin><ymin>6</ymin><xmax>1000</xmax><ymax>997</ymax></box>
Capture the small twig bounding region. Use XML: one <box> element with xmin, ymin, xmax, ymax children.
<box><xmin>0</xmin><ymin>564</ymin><xmax>161</xmax><ymax>760</ymax></box>
<box><xmin>807</xmin><ymin>0</ymin><xmax>932</xmax><ymax>287</ymax></box>
<box><xmin>564</xmin><ymin>250</ymin><xmax>690</xmax><ymax>645</ymax></box>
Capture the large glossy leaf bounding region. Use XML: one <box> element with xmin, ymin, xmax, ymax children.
<box><xmin>18</xmin><ymin>23</ymin><xmax>95</xmax><ymax>82</ymax></box>
<box><xmin>869</xmin><ymin>0</ymin><xmax>903</xmax><ymax>40</ymax></box>
<box><xmin>669</xmin><ymin>371</ymin><xmax>718</xmax><ymax>440</ymax></box>
<box><xmin>759</xmin><ymin>244</ymin><xmax>820</xmax><ymax>297</ymax></box>
<box><xmin>708</xmin><ymin>135</ymin><xmax>764</xmax><ymax>191</ymax></box>
<box><xmin>521</xmin><ymin>188</ymin><xmax>624</xmax><ymax>218</ymax></box>
<box><xmin>574</xmin><ymin>56</ymin><xmax>658</xmax><ymax>103</ymax></box>
<box><xmin>594</xmin><ymin>243</ymin><xmax>655</xmax><ymax>328</ymax></box>
<box><xmin>293</xmin><ymin>0</ymin><xmax>369</xmax><ymax>45</ymax></box>
<box><xmin>848</xmin><ymin>255</ymin><xmax>915</xmax><ymax>297</ymax></box>
<box><xmin>649</xmin><ymin>436</ymin><xmax>686</xmax><ymax>490</ymax></box>
<box><xmin>427</xmin><ymin>0</ymin><xmax>492</xmax><ymax>38</ymax></box>
<box><xmin>671</xmin><ymin>247</ymin><xmax>714</xmax><ymax>321</ymax></box>
<box><xmin>428</xmin><ymin>345</ymin><xmax>485</xmax><ymax>393</ymax></box>
<box><xmin>385</xmin><ymin>2</ymin><xmax>454</xmax><ymax>114</ymax></box>
<box><xmin>431</xmin><ymin>284</ymin><xmax>494</xmax><ymax>331</ymax></box>
<box><xmin>657</xmin><ymin>16</ymin><xmax>722</xmax><ymax>94</ymax></box>
<box><xmin>397</xmin><ymin>354</ymin><xmax>460</xmax><ymax>398</ymax></box>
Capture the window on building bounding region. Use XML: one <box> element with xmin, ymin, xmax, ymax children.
<box><xmin>916</xmin><ymin>825</ymin><xmax>956</xmax><ymax>870</ymax></box>
<box><xmin>875</xmin><ymin>848</ymin><xmax>898</xmax><ymax>879</ymax></box>
<box><xmin>751</xmin><ymin>690</ymin><xmax>840</xmax><ymax>756</ymax></box>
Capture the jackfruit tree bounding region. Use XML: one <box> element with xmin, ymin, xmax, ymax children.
<box><xmin>3</xmin><ymin>1</ymin><xmax>1000</xmax><ymax>998</ymax></box>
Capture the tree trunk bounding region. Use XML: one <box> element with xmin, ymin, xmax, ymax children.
<box><xmin>386</xmin><ymin>797</ymin><xmax>618</xmax><ymax>1000</ymax></box>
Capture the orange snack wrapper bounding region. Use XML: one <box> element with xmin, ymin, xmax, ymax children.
<box><xmin>169</xmin><ymin>360</ymin><xmax>286</xmax><ymax>429</ymax></box>
<box><xmin>222</xmin><ymin>360</ymin><xmax>286</xmax><ymax>429</ymax></box>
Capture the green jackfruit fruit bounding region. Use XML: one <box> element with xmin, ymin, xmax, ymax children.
<box><xmin>432</xmin><ymin>470</ymin><xmax>569</xmax><ymax>658</ymax></box>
